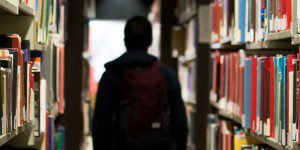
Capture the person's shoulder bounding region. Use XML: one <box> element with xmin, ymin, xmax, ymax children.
<box><xmin>99</xmin><ymin>69</ymin><xmax>119</xmax><ymax>84</ymax></box>
<box><xmin>159</xmin><ymin>63</ymin><xmax>177</xmax><ymax>78</ymax></box>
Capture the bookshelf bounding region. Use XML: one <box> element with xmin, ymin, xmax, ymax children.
<box><xmin>0</xmin><ymin>121</ymin><xmax>32</xmax><ymax>146</ymax></box>
<box><xmin>195</xmin><ymin>0</ymin><xmax>300</xmax><ymax>149</ymax></box>
<box><xmin>210</xmin><ymin>102</ymin><xmax>300</xmax><ymax>150</ymax></box>
<box><xmin>0</xmin><ymin>0</ymin><xmax>18</xmax><ymax>14</ymax></box>
<box><xmin>0</xmin><ymin>0</ymin><xmax>67</xmax><ymax>149</ymax></box>
<box><xmin>174</xmin><ymin>0</ymin><xmax>199</xmax><ymax>149</ymax></box>
<box><xmin>19</xmin><ymin>2</ymin><xmax>34</xmax><ymax>16</ymax></box>
<box><xmin>265</xmin><ymin>30</ymin><xmax>292</xmax><ymax>41</ymax></box>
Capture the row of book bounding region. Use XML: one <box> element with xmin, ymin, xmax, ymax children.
<box><xmin>0</xmin><ymin>34</ymin><xmax>38</xmax><ymax>134</ymax></box>
<box><xmin>35</xmin><ymin>0</ymin><xmax>67</xmax><ymax>44</ymax></box>
<box><xmin>32</xmin><ymin>35</ymin><xmax>65</xmax><ymax>139</ymax></box>
<box><xmin>207</xmin><ymin>115</ymin><xmax>273</xmax><ymax>150</ymax></box>
<box><xmin>210</xmin><ymin>49</ymin><xmax>300</xmax><ymax>148</ymax></box>
<box><xmin>211</xmin><ymin>0</ymin><xmax>232</xmax><ymax>43</ymax></box>
<box><xmin>0</xmin><ymin>33</ymin><xmax>65</xmax><ymax>149</ymax></box>
<box><xmin>210</xmin><ymin>0</ymin><xmax>300</xmax><ymax>43</ymax></box>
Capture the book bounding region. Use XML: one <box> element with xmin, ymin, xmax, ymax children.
<box><xmin>209</xmin><ymin>49</ymin><xmax>300</xmax><ymax>147</ymax></box>
<box><xmin>207</xmin><ymin>117</ymin><xmax>273</xmax><ymax>150</ymax></box>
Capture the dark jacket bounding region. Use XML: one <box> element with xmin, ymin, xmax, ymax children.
<box><xmin>92</xmin><ymin>51</ymin><xmax>188</xmax><ymax>150</ymax></box>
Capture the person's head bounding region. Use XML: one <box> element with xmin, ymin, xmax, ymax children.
<box><xmin>124</xmin><ymin>16</ymin><xmax>152</xmax><ymax>51</ymax></box>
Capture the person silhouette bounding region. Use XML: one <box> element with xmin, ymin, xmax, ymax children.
<box><xmin>92</xmin><ymin>16</ymin><xmax>188</xmax><ymax>150</ymax></box>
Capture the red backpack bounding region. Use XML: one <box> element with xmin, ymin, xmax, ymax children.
<box><xmin>117</xmin><ymin>61</ymin><xmax>171</xmax><ymax>149</ymax></box>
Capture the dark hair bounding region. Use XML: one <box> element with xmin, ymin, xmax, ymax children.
<box><xmin>124</xmin><ymin>16</ymin><xmax>152</xmax><ymax>50</ymax></box>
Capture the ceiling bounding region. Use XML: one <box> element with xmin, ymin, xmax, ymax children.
<box><xmin>96</xmin><ymin>0</ymin><xmax>154</xmax><ymax>20</ymax></box>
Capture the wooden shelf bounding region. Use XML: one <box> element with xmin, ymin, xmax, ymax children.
<box><xmin>19</xmin><ymin>3</ymin><xmax>34</xmax><ymax>16</ymax></box>
<box><xmin>0</xmin><ymin>0</ymin><xmax>18</xmax><ymax>15</ymax></box>
<box><xmin>292</xmin><ymin>35</ymin><xmax>300</xmax><ymax>45</ymax></box>
<box><xmin>211</xmin><ymin>40</ymin><xmax>296</xmax><ymax>51</ymax></box>
<box><xmin>0</xmin><ymin>121</ymin><xmax>33</xmax><ymax>147</ymax></box>
<box><xmin>209</xmin><ymin>101</ymin><xmax>300</xmax><ymax>149</ymax></box>
<box><xmin>209</xmin><ymin>101</ymin><xmax>219</xmax><ymax>109</ymax></box>
<box><xmin>34</xmin><ymin>132</ymin><xmax>44</xmax><ymax>144</ymax></box>
<box><xmin>265</xmin><ymin>30</ymin><xmax>291</xmax><ymax>41</ymax></box>
<box><xmin>246</xmin><ymin>41</ymin><xmax>297</xmax><ymax>50</ymax></box>
<box><xmin>218</xmin><ymin>110</ymin><xmax>242</xmax><ymax>125</ymax></box>
<box><xmin>211</xmin><ymin>38</ymin><xmax>245</xmax><ymax>50</ymax></box>
<box><xmin>178</xmin><ymin>55</ymin><xmax>196</xmax><ymax>64</ymax></box>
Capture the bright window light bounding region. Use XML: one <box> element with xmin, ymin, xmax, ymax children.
<box><xmin>89</xmin><ymin>20</ymin><xmax>126</xmax><ymax>81</ymax></box>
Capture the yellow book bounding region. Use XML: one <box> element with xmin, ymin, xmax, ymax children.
<box><xmin>234</xmin><ymin>131</ymin><xmax>261</xmax><ymax>150</ymax></box>
<box><xmin>234</xmin><ymin>132</ymin><xmax>248</xmax><ymax>150</ymax></box>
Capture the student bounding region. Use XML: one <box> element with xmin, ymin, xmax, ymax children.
<box><xmin>92</xmin><ymin>16</ymin><xmax>188</xmax><ymax>150</ymax></box>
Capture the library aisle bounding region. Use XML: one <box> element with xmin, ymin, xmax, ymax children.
<box><xmin>8</xmin><ymin>0</ymin><xmax>300</xmax><ymax>150</ymax></box>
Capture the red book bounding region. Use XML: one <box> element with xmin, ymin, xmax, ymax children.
<box><xmin>251</xmin><ymin>57</ymin><xmax>257</xmax><ymax>132</ymax></box>
<box><xmin>234</xmin><ymin>53</ymin><xmax>238</xmax><ymax>115</ymax></box>
<box><xmin>269</xmin><ymin>57</ymin><xmax>275</xmax><ymax>138</ymax></box>
<box><xmin>286</xmin><ymin>0</ymin><xmax>292</xmax><ymax>29</ymax></box>
<box><xmin>220</xmin><ymin>55</ymin><xmax>225</xmax><ymax>99</ymax></box>
<box><xmin>217</xmin><ymin>2</ymin><xmax>221</xmax><ymax>42</ymax></box>
<box><xmin>225</xmin><ymin>55</ymin><xmax>230</xmax><ymax>107</ymax></box>
<box><xmin>238</xmin><ymin>66</ymin><xmax>244</xmax><ymax>116</ymax></box>
<box><xmin>218</xmin><ymin>124</ymin><xmax>222</xmax><ymax>150</ymax></box>
<box><xmin>230</xmin><ymin>54</ymin><xmax>235</xmax><ymax>112</ymax></box>
<box><xmin>215</xmin><ymin>52</ymin><xmax>220</xmax><ymax>96</ymax></box>
<box><xmin>263</xmin><ymin>57</ymin><xmax>269</xmax><ymax>134</ymax></box>
<box><xmin>28</xmin><ymin>61</ymin><xmax>33</xmax><ymax>120</ymax></box>
<box><xmin>11</xmin><ymin>35</ymin><xmax>24</xmax><ymax>126</ymax></box>
<box><xmin>59</xmin><ymin>45</ymin><xmax>65</xmax><ymax>114</ymax></box>
<box><xmin>226</xmin><ymin>133</ymin><xmax>230</xmax><ymax>150</ymax></box>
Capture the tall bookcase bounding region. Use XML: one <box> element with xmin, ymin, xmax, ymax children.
<box><xmin>172</xmin><ymin>0</ymin><xmax>210</xmax><ymax>150</ymax></box>
<box><xmin>203</xmin><ymin>0</ymin><xmax>300</xmax><ymax>149</ymax></box>
<box><xmin>0</xmin><ymin>0</ymin><xmax>67</xmax><ymax>149</ymax></box>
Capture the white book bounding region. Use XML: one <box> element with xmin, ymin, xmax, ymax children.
<box><xmin>30</xmin><ymin>89</ymin><xmax>35</xmax><ymax>122</ymax></box>
<box><xmin>227</xmin><ymin>101</ymin><xmax>233</xmax><ymax>113</ymax></box>
<box><xmin>16</xmin><ymin>67</ymin><xmax>21</xmax><ymax>128</ymax></box>
<box><xmin>267</xmin><ymin>119</ymin><xmax>271</xmax><ymax>136</ymax></box>
<box><xmin>292</xmin><ymin>123</ymin><xmax>297</xmax><ymax>141</ymax></box>
<box><xmin>2</xmin><ymin>73</ymin><xmax>6</xmax><ymax>135</ymax></box>
<box><xmin>259</xmin><ymin>121</ymin><xmax>262</xmax><ymax>135</ymax></box>
<box><xmin>255</xmin><ymin>0</ymin><xmax>260</xmax><ymax>41</ymax></box>
<box><xmin>27</xmin><ymin>64</ymin><xmax>30</xmax><ymax>121</ymax></box>
<box><xmin>256</xmin><ymin>117</ymin><xmax>260</xmax><ymax>133</ymax></box>
<box><xmin>297</xmin><ymin>129</ymin><xmax>299</xmax><ymax>142</ymax></box>
<box><xmin>40</xmin><ymin>79</ymin><xmax>47</xmax><ymax>133</ymax></box>
<box><xmin>282</xmin><ymin>129</ymin><xmax>286</xmax><ymax>146</ymax></box>
<box><xmin>245</xmin><ymin>0</ymin><xmax>249</xmax><ymax>42</ymax></box>
<box><xmin>219</xmin><ymin>97</ymin><xmax>227</xmax><ymax>110</ymax></box>
<box><xmin>234</xmin><ymin>0</ymin><xmax>240</xmax><ymax>42</ymax></box>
